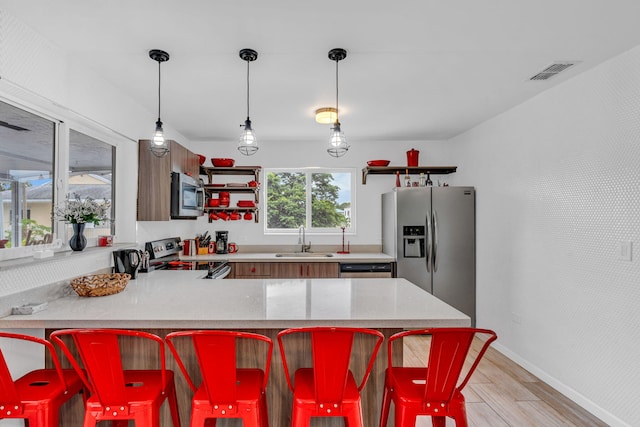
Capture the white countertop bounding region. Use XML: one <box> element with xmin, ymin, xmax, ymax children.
<box><xmin>180</xmin><ymin>252</ymin><xmax>395</xmax><ymax>263</ymax></box>
<box><xmin>0</xmin><ymin>271</ymin><xmax>469</xmax><ymax>329</ymax></box>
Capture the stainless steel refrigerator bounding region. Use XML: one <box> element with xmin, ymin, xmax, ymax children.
<box><xmin>382</xmin><ymin>187</ymin><xmax>476</xmax><ymax>325</ymax></box>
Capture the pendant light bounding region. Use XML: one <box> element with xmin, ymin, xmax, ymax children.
<box><xmin>238</xmin><ymin>48</ymin><xmax>259</xmax><ymax>156</ymax></box>
<box><xmin>327</xmin><ymin>48</ymin><xmax>349</xmax><ymax>157</ymax></box>
<box><xmin>149</xmin><ymin>49</ymin><xmax>170</xmax><ymax>157</ymax></box>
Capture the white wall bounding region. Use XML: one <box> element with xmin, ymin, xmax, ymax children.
<box><xmin>449</xmin><ymin>45</ymin><xmax>640</xmax><ymax>426</ymax></box>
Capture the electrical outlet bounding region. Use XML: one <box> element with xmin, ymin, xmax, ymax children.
<box><xmin>619</xmin><ymin>241</ymin><xmax>632</xmax><ymax>262</ymax></box>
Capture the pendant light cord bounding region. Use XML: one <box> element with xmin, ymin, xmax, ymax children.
<box><xmin>157</xmin><ymin>60</ymin><xmax>162</xmax><ymax>120</ymax></box>
<box><xmin>246</xmin><ymin>59</ymin><xmax>251</xmax><ymax>120</ymax></box>
<box><xmin>335</xmin><ymin>59</ymin><xmax>339</xmax><ymax>123</ymax></box>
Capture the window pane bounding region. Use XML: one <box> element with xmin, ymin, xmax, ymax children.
<box><xmin>311</xmin><ymin>172</ymin><xmax>351</xmax><ymax>229</ymax></box>
<box><xmin>68</xmin><ymin>129</ymin><xmax>114</xmax><ymax>239</ymax></box>
<box><xmin>266</xmin><ymin>171</ymin><xmax>306</xmax><ymax>229</ymax></box>
<box><xmin>0</xmin><ymin>100</ymin><xmax>55</xmax><ymax>249</ymax></box>
<box><xmin>266</xmin><ymin>169</ymin><xmax>354</xmax><ymax>233</ymax></box>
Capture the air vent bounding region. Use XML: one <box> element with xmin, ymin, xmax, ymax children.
<box><xmin>529</xmin><ymin>62</ymin><xmax>578</xmax><ymax>81</ymax></box>
<box><xmin>0</xmin><ymin>120</ymin><xmax>29</xmax><ymax>131</ymax></box>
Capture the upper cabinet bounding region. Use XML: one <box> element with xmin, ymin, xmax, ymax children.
<box><xmin>170</xmin><ymin>142</ymin><xmax>200</xmax><ymax>178</ymax></box>
<box><xmin>137</xmin><ymin>139</ymin><xmax>200</xmax><ymax>221</ymax></box>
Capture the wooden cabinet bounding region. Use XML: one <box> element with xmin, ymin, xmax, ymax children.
<box><xmin>230</xmin><ymin>261</ymin><xmax>339</xmax><ymax>279</ymax></box>
<box><xmin>137</xmin><ymin>139</ymin><xmax>200</xmax><ymax>221</ymax></box>
<box><xmin>200</xmin><ymin>166</ymin><xmax>261</xmax><ymax>223</ymax></box>
<box><xmin>272</xmin><ymin>262</ymin><xmax>339</xmax><ymax>278</ymax></box>
<box><xmin>170</xmin><ymin>141</ymin><xmax>200</xmax><ymax>178</ymax></box>
<box><xmin>231</xmin><ymin>262</ymin><xmax>272</xmax><ymax>279</ymax></box>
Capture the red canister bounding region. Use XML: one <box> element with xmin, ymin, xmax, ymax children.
<box><xmin>219</xmin><ymin>191</ymin><xmax>230</xmax><ymax>207</ymax></box>
<box><xmin>407</xmin><ymin>149</ymin><xmax>419</xmax><ymax>167</ymax></box>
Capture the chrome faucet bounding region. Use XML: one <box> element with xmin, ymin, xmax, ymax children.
<box><xmin>298</xmin><ymin>225</ymin><xmax>311</xmax><ymax>252</ymax></box>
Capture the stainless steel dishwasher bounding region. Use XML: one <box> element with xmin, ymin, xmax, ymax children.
<box><xmin>339</xmin><ymin>262</ymin><xmax>395</xmax><ymax>278</ymax></box>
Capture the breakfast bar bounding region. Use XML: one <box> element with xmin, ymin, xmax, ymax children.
<box><xmin>0</xmin><ymin>271</ymin><xmax>470</xmax><ymax>426</ymax></box>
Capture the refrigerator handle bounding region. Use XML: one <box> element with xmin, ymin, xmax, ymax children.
<box><xmin>425</xmin><ymin>213</ymin><xmax>432</xmax><ymax>273</ymax></box>
<box><xmin>433</xmin><ymin>209</ymin><xmax>439</xmax><ymax>272</ymax></box>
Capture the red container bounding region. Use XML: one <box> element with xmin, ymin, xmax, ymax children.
<box><xmin>219</xmin><ymin>191</ymin><xmax>230</xmax><ymax>207</ymax></box>
<box><xmin>407</xmin><ymin>149</ymin><xmax>419</xmax><ymax>167</ymax></box>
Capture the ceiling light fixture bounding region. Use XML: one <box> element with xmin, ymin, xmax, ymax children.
<box><xmin>315</xmin><ymin>107</ymin><xmax>337</xmax><ymax>124</ymax></box>
<box><xmin>327</xmin><ymin>48</ymin><xmax>349</xmax><ymax>158</ymax></box>
<box><xmin>238</xmin><ymin>48</ymin><xmax>259</xmax><ymax>156</ymax></box>
<box><xmin>149</xmin><ymin>49</ymin><xmax>170</xmax><ymax>157</ymax></box>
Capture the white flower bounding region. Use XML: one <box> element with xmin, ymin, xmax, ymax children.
<box><xmin>54</xmin><ymin>193</ymin><xmax>111</xmax><ymax>225</ymax></box>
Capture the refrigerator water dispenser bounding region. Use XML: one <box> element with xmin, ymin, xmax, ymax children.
<box><xmin>403</xmin><ymin>225</ymin><xmax>425</xmax><ymax>258</ymax></box>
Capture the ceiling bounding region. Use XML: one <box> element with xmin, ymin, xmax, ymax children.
<box><xmin>1</xmin><ymin>0</ymin><xmax>640</xmax><ymax>145</ymax></box>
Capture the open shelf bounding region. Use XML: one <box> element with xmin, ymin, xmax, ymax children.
<box><xmin>362</xmin><ymin>166</ymin><xmax>457</xmax><ymax>184</ymax></box>
<box><xmin>200</xmin><ymin>166</ymin><xmax>262</xmax><ymax>223</ymax></box>
<box><xmin>200</xmin><ymin>166</ymin><xmax>261</xmax><ymax>181</ymax></box>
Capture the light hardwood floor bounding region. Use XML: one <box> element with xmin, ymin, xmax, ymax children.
<box><xmin>403</xmin><ymin>336</ymin><xmax>608</xmax><ymax>427</ymax></box>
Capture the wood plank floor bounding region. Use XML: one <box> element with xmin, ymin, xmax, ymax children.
<box><xmin>403</xmin><ymin>336</ymin><xmax>608</xmax><ymax>427</ymax></box>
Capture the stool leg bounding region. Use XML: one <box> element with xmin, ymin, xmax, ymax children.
<box><xmin>167</xmin><ymin>381</ymin><xmax>181</xmax><ymax>427</ymax></box>
<box><xmin>379</xmin><ymin>384</ymin><xmax>392</xmax><ymax>427</ymax></box>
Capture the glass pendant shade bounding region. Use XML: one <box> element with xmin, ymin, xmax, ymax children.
<box><xmin>150</xmin><ymin>119</ymin><xmax>169</xmax><ymax>156</ymax></box>
<box><xmin>238</xmin><ymin>118</ymin><xmax>258</xmax><ymax>155</ymax></box>
<box><xmin>327</xmin><ymin>122</ymin><xmax>349</xmax><ymax>157</ymax></box>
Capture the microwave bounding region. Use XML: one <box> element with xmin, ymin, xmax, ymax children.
<box><xmin>171</xmin><ymin>172</ymin><xmax>205</xmax><ymax>218</ymax></box>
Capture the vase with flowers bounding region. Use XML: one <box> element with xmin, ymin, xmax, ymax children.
<box><xmin>54</xmin><ymin>193</ymin><xmax>111</xmax><ymax>251</ymax></box>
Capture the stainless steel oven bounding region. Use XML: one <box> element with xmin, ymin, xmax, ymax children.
<box><xmin>143</xmin><ymin>237</ymin><xmax>230</xmax><ymax>279</ymax></box>
<box><xmin>171</xmin><ymin>172</ymin><xmax>205</xmax><ymax>218</ymax></box>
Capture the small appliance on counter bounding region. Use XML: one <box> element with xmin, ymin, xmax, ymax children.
<box><xmin>144</xmin><ymin>237</ymin><xmax>230</xmax><ymax>278</ymax></box>
<box><xmin>215</xmin><ymin>231</ymin><xmax>229</xmax><ymax>254</ymax></box>
<box><xmin>112</xmin><ymin>249</ymin><xmax>142</xmax><ymax>279</ymax></box>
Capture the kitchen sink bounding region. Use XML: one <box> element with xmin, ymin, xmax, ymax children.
<box><xmin>275</xmin><ymin>252</ymin><xmax>334</xmax><ymax>258</ymax></box>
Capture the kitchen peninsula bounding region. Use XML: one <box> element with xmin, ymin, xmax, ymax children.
<box><xmin>0</xmin><ymin>271</ymin><xmax>470</xmax><ymax>426</ymax></box>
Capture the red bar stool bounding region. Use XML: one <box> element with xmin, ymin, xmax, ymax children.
<box><xmin>50</xmin><ymin>328</ymin><xmax>181</xmax><ymax>427</ymax></box>
<box><xmin>379</xmin><ymin>327</ymin><xmax>497</xmax><ymax>427</ymax></box>
<box><xmin>165</xmin><ymin>330</ymin><xmax>273</xmax><ymax>427</ymax></box>
<box><xmin>277</xmin><ymin>326</ymin><xmax>384</xmax><ymax>427</ymax></box>
<box><xmin>0</xmin><ymin>331</ymin><xmax>84</xmax><ymax>426</ymax></box>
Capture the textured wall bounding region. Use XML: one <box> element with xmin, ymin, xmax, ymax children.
<box><xmin>449</xmin><ymin>45</ymin><xmax>640</xmax><ymax>426</ymax></box>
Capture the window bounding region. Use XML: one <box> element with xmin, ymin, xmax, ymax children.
<box><xmin>68</xmin><ymin>129</ymin><xmax>114</xmax><ymax>239</ymax></box>
<box><xmin>266</xmin><ymin>168</ymin><xmax>354</xmax><ymax>233</ymax></box>
<box><xmin>0</xmin><ymin>98</ymin><xmax>117</xmax><ymax>255</ymax></box>
<box><xmin>0</xmin><ymin>100</ymin><xmax>56</xmax><ymax>249</ymax></box>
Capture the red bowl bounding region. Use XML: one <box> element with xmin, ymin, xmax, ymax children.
<box><xmin>197</xmin><ymin>154</ymin><xmax>206</xmax><ymax>165</ymax></box>
<box><xmin>367</xmin><ymin>160</ymin><xmax>390</xmax><ymax>167</ymax></box>
<box><xmin>211</xmin><ymin>158</ymin><xmax>235</xmax><ymax>167</ymax></box>
<box><xmin>208</xmin><ymin>198</ymin><xmax>220</xmax><ymax>207</ymax></box>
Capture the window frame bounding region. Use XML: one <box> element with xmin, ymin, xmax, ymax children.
<box><xmin>264</xmin><ymin>167</ymin><xmax>356</xmax><ymax>235</ymax></box>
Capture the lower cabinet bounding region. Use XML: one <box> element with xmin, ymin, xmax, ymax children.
<box><xmin>231</xmin><ymin>262</ymin><xmax>271</xmax><ymax>279</ymax></box>
<box><xmin>230</xmin><ymin>262</ymin><xmax>339</xmax><ymax>279</ymax></box>
<box><xmin>272</xmin><ymin>262</ymin><xmax>339</xmax><ymax>278</ymax></box>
